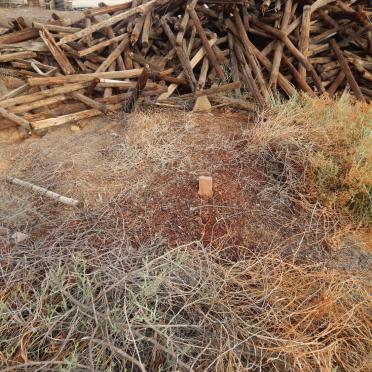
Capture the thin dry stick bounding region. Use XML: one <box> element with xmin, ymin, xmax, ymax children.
<box><xmin>6</xmin><ymin>176</ymin><xmax>81</xmax><ymax>207</ymax></box>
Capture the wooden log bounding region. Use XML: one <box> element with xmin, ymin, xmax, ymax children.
<box><xmin>329</xmin><ymin>39</ymin><xmax>365</xmax><ymax>102</ymax></box>
<box><xmin>78</xmin><ymin>33</ymin><xmax>127</xmax><ymax>57</ymax></box>
<box><xmin>158</xmin><ymin>37</ymin><xmax>217</xmax><ymax>100</ymax></box>
<box><xmin>282</xmin><ymin>55</ymin><xmax>315</xmax><ymax>96</ymax></box>
<box><xmin>6</xmin><ymin>176</ymin><xmax>80</xmax><ymax>207</ymax></box>
<box><xmin>198</xmin><ymin>57</ymin><xmax>209</xmax><ymax>90</ymax></box>
<box><xmin>187</xmin><ymin>5</ymin><xmax>225</xmax><ymax>81</ymax></box>
<box><xmin>249</xmin><ymin>15</ymin><xmax>325</xmax><ymax>93</ymax></box>
<box><xmin>225</xmin><ymin>18</ymin><xmax>295</xmax><ymax>96</ymax></box>
<box><xmin>10</xmin><ymin>95</ymin><xmax>67</xmax><ymax>114</ymax></box>
<box><xmin>70</xmin><ymin>92</ymin><xmax>108</xmax><ymax>113</ymax></box>
<box><xmin>97</xmin><ymin>79</ymin><xmax>160</xmax><ymax>89</ymax></box>
<box><xmin>161</xmin><ymin>18</ymin><xmax>197</xmax><ymax>91</ymax></box>
<box><xmin>227</xmin><ymin>32</ymin><xmax>240</xmax><ymax>96</ymax></box>
<box><xmin>96</xmin><ymin>34</ymin><xmax>129</xmax><ymax>73</ymax></box>
<box><xmin>142</xmin><ymin>10</ymin><xmax>152</xmax><ymax>48</ymax></box>
<box><xmin>31</xmin><ymin>109</ymin><xmax>102</xmax><ymax>130</ymax></box>
<box><xmin>327</xmin><ymin>71</ymin><xmax>345</xmax><ymax>97</ymax></box>
<box><xmin>234</xmin><ymin>41</ymin><xmax>266</xmax><ymax>108</ymax></box>
<box><xmin>269</xmin><ymin>0</ymin><xmax>292</xmax><ymax>88</ymax></box>
<box><xmin>25</xmin><ymin>102</ymin><xmax>86</xmax><ymax>121</ymax></box>
<box><xmin>28</xmin><ymin>69</ymin><xmax>144</xmax><ymax>86</ymax></box>
<box><xmin>39</xmin><ymin>27</ymin><xmax>75</xmax><ymax>75</ymax></box>
<box><xmin>0</xmin><ymin>51</ymin><xmax>36</xmax><ymax>62</ymax></box>
<box><xmin>174</xmin><ymin>82</ymin><xmax>240</xmax><ymax>99</ymax></box>
<box><xmin>234</xmin><ymin>10</ymin><xmax>269</xmax><ymax>102</ymax></box>
<box><xmin>0</xmin><ymin>28</ymin><xmax>39</xmax><ymax>44</ymax></box>
<box><xmin>299</xmin><ymin>5</ymin><xmax>311</xmax><ymax>78</ymax></box>
<box><xmin>33</xmin><ymin>22</ymin><xmax>81</xmax><ymax>33</ymax></box>
<box><xmin>58</xmin><ymin>0</ymin><xmax>158</xmax><ymax>45</ymax></box>
<box><xmin>0</xmin><ymin>83</ymin><xmax>28</xmax><ymax>100</ymax></box>
<box><xmin>85</xmin><ymin>1</ymin><xmax>132</xmax><ymax>17</ymax></box>
<box><xmin>0</xmin><ymin>83</ymin><xmax>89</xmax><ymax>108</ymax></box>
<box><xmin>0</xmin><ymin>106</ymin><xmax>31</xmax><ymax>133</ymax></box>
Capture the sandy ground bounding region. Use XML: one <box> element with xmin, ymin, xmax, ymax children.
<box><xmin>0</xmin><ymin>7</ymin><xmax>83</xmax><ymax>26</ymax></box>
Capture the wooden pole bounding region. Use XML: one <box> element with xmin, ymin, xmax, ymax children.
<box><xmin>329</xmin><ymin>39</ymin><xmax>365</xmax><ymax>102</ymax></box>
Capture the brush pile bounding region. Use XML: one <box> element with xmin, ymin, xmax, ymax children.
<box><xmin>0</xmin><ymin>0</ymin><xmax>370</xmax><ymax>137</ymax></box>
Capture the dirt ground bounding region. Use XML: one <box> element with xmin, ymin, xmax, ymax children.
<box><xmin>1</xmin><ymin>109</ymin><xmax>370</xmax><ymax>270</ymax></box>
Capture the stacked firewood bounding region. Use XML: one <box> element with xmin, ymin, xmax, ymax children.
<box><xmin>0</xmin><ymin>0</ymin><xmax>370</xmax><ymax>137</ymax></box>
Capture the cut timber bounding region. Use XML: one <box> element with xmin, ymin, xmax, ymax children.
<box><xmin>10</xmin><ymin>95</ymin><xmax>67</xmax><ymax>114</ymax></box>
<box><xmin>33</xmin><ymin>23</ymin><xmax>81</xmax><ymax>33</ymax></box>
<box><xmin>158</xmin><ymin>37</ymin><xmax>217</xmax><ymax>100</ymax></box>
<box><xmin>269</xmin><ymin>0</ymin><xmax>292</xmax><ymax>88</ymax></box>
<box><xmin>0</xmin><ymin>106</ymin><xmax>31</xmax><ymax>133</ymax></box>
<box><xmin>299</xmin><ymin>5</ymin><xmax>311</xmax><ymax>78</ymax></box>
<box><xmin>6</xmin><ymin>176</ymin><xmax>80</xmax><ymax>207</ymax></box>
<box><xmin>0</xmin><ymin>83</ymin><xmax>28</xmax><ymax>100</ymax></box>
<box><xmin>0</xmin><ymin>83</ymin><xmax>88</xmax><ymax>109</ymax></box>
<box><xmin>0</xmin><ymin>28</ymin><xmax>39</xmax><ymax>44</ymax></box>
<box><xmin>161</xmin><ymin>18</ymin><xmax>197</xmax><ymax>91</ymax></box>
<box><xmin>176</xmin><ymin>82</ymin><xmax>241</xmax><ymax>99</ymax></box>
<box><xmin>57</xmin><ymin>0</ymin><xmax>158</xmax><ymax>45</ymax></box>
<box><xmin>70</xmin><ymin>92</ymin><xmax>108</xmax><ymax>113</ymax></box>
<box><xmin>95</xmin><ymin>34</ymin><xmax>129</xmax><ymax>73</ymax></box>
<box><xmin>329</xmin><ymin>39</ymin><xmax>365</xmax><ymax>102</ymax></box>
<box><xmin>28</xmin><ymin>69</ymin><xmax>144</xmax><ymax>86</ymax></box>
<box><xmin>187</xmin><ymin>5</ymin><xmax>225</xmax><ymax>81</ymax></box>
<box><xmin>0</xmin><ymin>51</ymin><xmax>36</xmax><ymax>62</ymax></box>
<box><xmin>39</xmin><ymin>27</ymin><xmax>75</xmax><ymax>75</ymax></box>
<box><xmin>85</xmin><ymin>2</ymin><xmax>132</xmax><ymax>17</ymax></box>
<box><xmin>78</xmin><ymin>33</ymin><xmax>128</xmax><ymax>57</ymax></box>
<box><xmin>31</xmin><ymin>109</ymin><xmax>102</xmax><ymax>130</ymax></box>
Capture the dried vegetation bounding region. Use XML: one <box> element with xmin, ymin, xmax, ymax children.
<box><xmin>0</xmin><ymin>96</ymin><xmax>371</xmax><ymax>371</ymax></box>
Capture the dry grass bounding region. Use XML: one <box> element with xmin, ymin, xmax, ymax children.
<box><xmin>246</xmin><ymin>94</ymin><xmax>372</xmax><ymax>226</ymax></box>
<box><xmin>0</xmin><ymin>98</ymin><xmax>371</xmax><ymax>371</ymax></box>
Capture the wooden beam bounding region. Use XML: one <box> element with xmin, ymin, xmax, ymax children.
<box><xmin>0</xmin><ymin>51</ymin><xmax>36</xmax><ymax>62</ymax></box>
<box><xmin>96</xmin><ymin>34</ymin><xmax>129</xmax><ymax>73</ymax></box>
<box><xmin>187</xmin><ymin>5</ymin><xmax>225</xmax><ymax>81</ymax></box>
<box><xmin>0</xmin><ymin>106</ymin><xmax>31</xmax><ymax>132</ymax></box>
<box><xmin>28</xmin><ymin>69</ymin><xmax>144</xmax><ymax>86</ymax></box>
<box><xmin>31</xmin><ymin>109</ymin><xmax>102</xmax><ymax>130</ymax></box>
<box><xmin>0</xmin><ymin>83</ymin><xmax>88</xmax><ymax>108</ymax></box>
<box><xmin>39</xmin><ymin>27</ymin><xmax>75</xmax><ymax>75</ymax></box>
<box><xmin>78</xmin><ymin>33</ymin><xmax>127</xmax><ymax>57</ymax></box>
<box><xmin>329</xmin><ymin>39</ymin><xmax>365</xmax><ymax>102</ymax></box>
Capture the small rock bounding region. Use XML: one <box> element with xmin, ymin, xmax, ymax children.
<box><xmin>193</xmin><ymin>95</ymin><xmax>212</xmax><ymax>112</ymax></box>
<box><xmin>11</xmin><ymin>232</ymin><xmax>29</xmax><ymax>244</ymax></box>
<box><xmin>198</xmin><ymin>176</ymin><xmax>213</xmax><ymax>198</ymax></box>
<box><xmin>70</xmin><ymin>125</ymin><xmax>81</xmax><ymax>132</ymax></box>
<box><xmin>0</xmin><ymin>226</ymin><xmax>9</xmax><ymax>236</ymax></box>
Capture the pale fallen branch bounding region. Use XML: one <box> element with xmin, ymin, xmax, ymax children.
<box><xmin>6</xmin><ymin>176</ymin><xmax>81</xmax><ymax>207</ymax></box>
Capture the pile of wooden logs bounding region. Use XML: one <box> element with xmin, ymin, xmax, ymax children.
<box><xmin>0</xmin><ymin>0</ymin><xmax>370</xmax><ymax>137</ymax></box>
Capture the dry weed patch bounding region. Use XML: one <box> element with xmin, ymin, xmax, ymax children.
<box><xmin>0</xmin><ymin>236</ymin><xmax>370</xmax><ymax>371</ymax></box>
<box><xmin>0</xmin><ymin>101</ymin><xmax>371</xmax><ymax>371</ymax></box>
<box><xmin>246</xmin><ymin>94</ymin><xmax>372</xmax><ymax>226</ymax></box>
